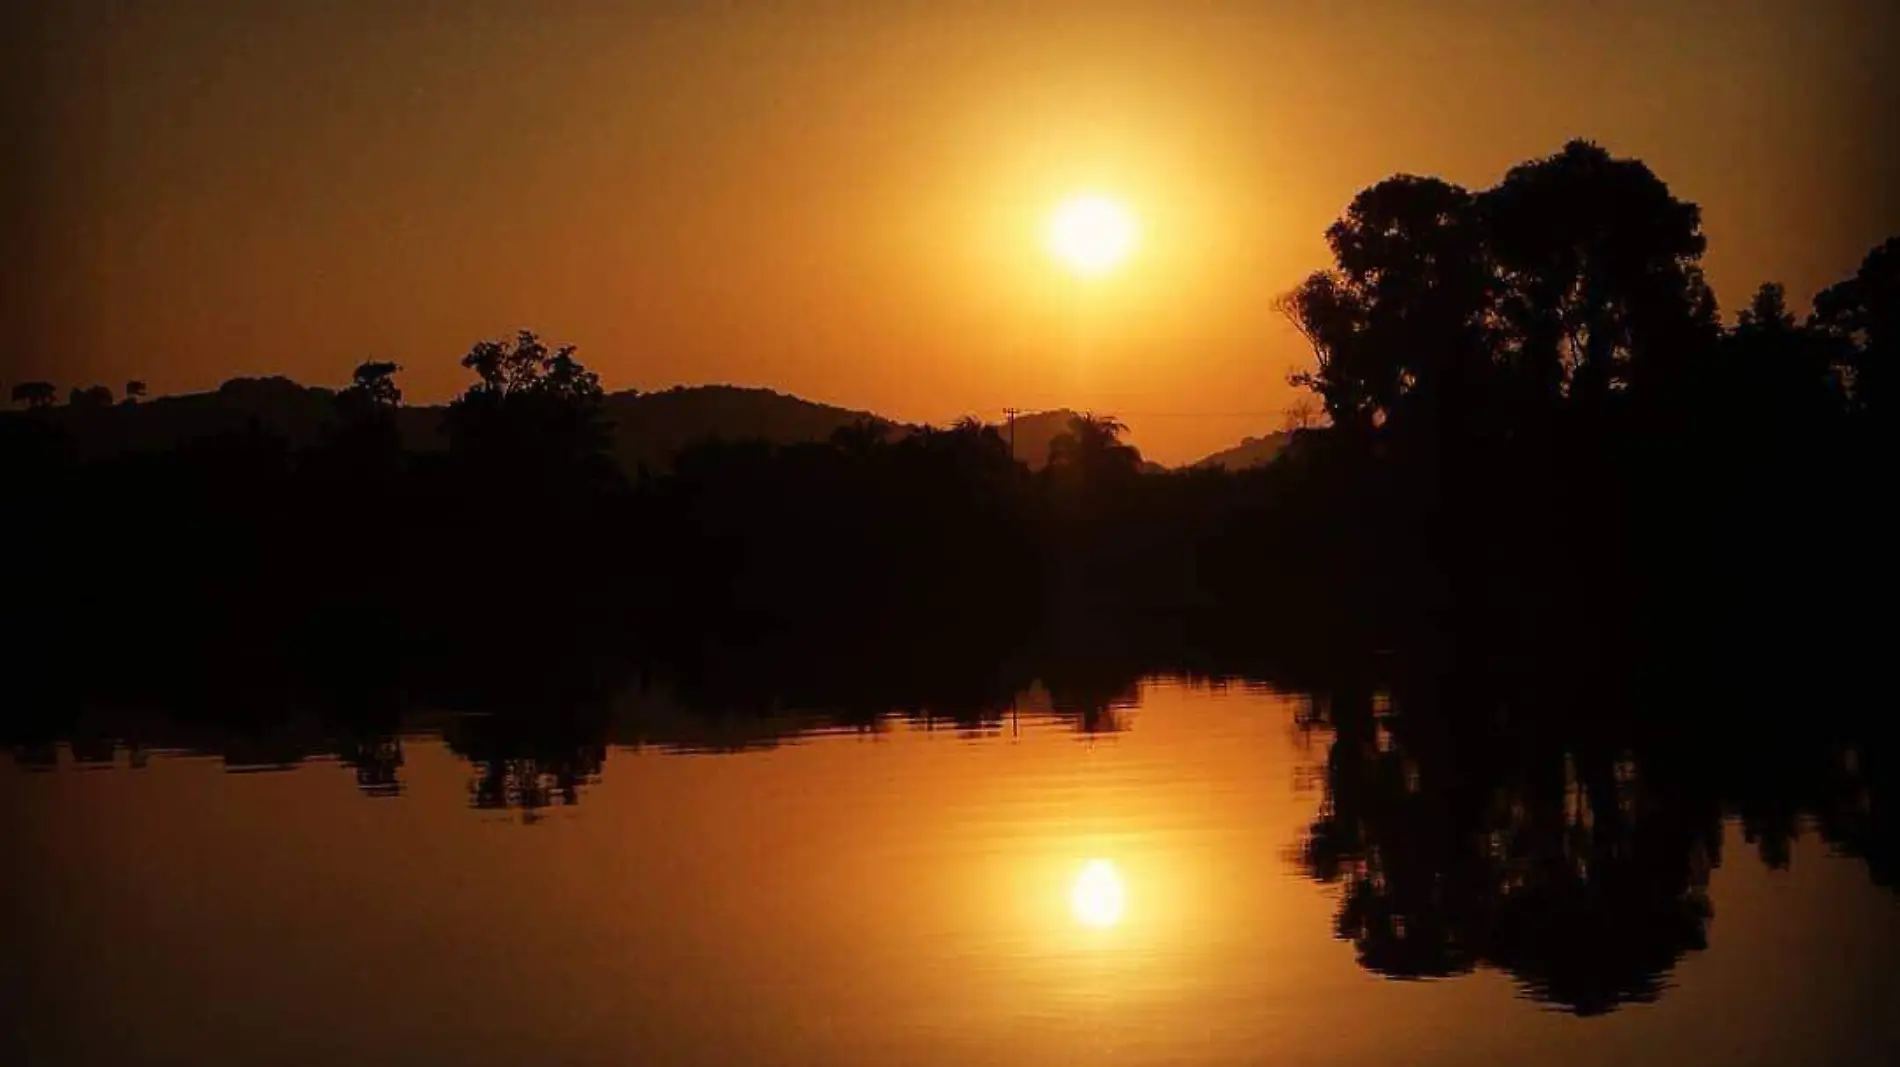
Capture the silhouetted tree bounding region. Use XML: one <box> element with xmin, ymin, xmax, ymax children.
<box><xmin>319</xmin><ymin>360</ymin><xmax>409</xmax><ymax>476</ymax></box>
<box><xmin>12</xmin><ymin>381</ymin><xmax>56</xmax><ymax>409</ymax></box>
<box><xmin>444</xmin><ymin>330</ymin><xmax>611</xmax><ymax>473</ymax></box>
<box><xmin>1738</xmin><ymin>281</ymin><xmax>1795</xmax><ymax>333</ymax></box>
<box><xmin>68</xmin><ymin>384</ymin><xmax>114</xmax><ymax>409</ymax></box>
<box><xmin>1720</xmin><ymin>282</ymin><xmax>1842</xmax><ymax>436</ymax></box>
<box><xmin>338</xmin><ymin>360</ymin><xmax>402</xmax><ymax>412</ymax></box>
<box><xmin>1811</xmin><ymin>236</ymin><xmax>1897</xmax><ymax>422</ymax></box>
<box><xmin>123</xmin><ymin>380</ymin><xmax>148</xmax><ymax>404</ymax></box>
<box><xmin>1482</xmin><ymin>139</ymin><xmax>1717</xmax><ymax>408</ymax></box>
<box><xmin>827</xmin><ymin>416</ymin><xmax>892</xmax><ymax>458</ymax></box>
<box><xmin>1285</xmin><ymin>142</ymin><xmax>1718</xmax><ymax>437</ymax></box>
<box><xmin>1046</xmin><ymin>413</ymin><xmax>1141</xmax><ymax>478</ymax></box>
<box><xmin>1279</xmin><ymin>272</ymin><xmax>1385</xmax><ymax>433</ymax></box>
<box><xmin>1282</xmin><ymin>396</ymin><xmax>1322</xmax><ymax>433</ymax></box>
<box><xmin>459</xmin><ymin>329</ymin><xmax>600</xmax><ymax>401</ymax></box>
<box><xmin>1281</xmin><ymin>175</ymin><xmax>1492</xmax><ymax>436</ymax></box>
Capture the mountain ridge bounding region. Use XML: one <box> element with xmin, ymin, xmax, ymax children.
<box><xmin>1185</xmin><ymin>431</ymin><xmax>1292</xmax><ymax>471</ymax></box>
<box><xmin>20</xmin><ymin>379</ymin><xmax>1272</xmax><ymax>474</ymax></box>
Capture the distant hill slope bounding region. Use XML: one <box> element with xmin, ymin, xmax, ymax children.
<box><xmin>996</xmin><ymin>408</ymin><xmax>1160</xmax><ymax>472</ymax></box>
<box><xmin>37</xmin><ymin>377</ymin><xmax>367</xmax><ymax>457</ymax></box>
<box><xmin>23</xmin><ymin>381</ymin><xmax>1211</xmax><ymax>475</ymax></box>
<box><xmin>599</xmin><ymin>385</ymin><xmax>883</xmax><ymax>474</ymax></box>
<box><xmin>29</xmin><ymin>379</ymin><xmax>887</xmax><ymax>475</ymax></box>
<box><xmin>995</xmin><ymin>409</ymin><xmax>1078</xmax><ymax>470</ymax></box>
<box><xmin>1187</xmin><ymin>431</ymin><xmax>1291</xmax><ymax>471</ymax></box>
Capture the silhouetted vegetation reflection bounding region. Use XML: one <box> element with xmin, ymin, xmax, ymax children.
<box><xmin>4</xmin><ymin>141</ymin><xmax>1894</xmax><ymax>1015</ymax></box>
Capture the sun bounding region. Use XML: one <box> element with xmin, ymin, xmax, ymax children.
<box><xmin>1048</xmin><ymin>194</ymin><xmax>1137</xmax><ymax>277</ymax></box>
<box><xmin>1070</xmin><ymin>858</ymin><xmax>1126</xmax><ymax>928</ymax></box>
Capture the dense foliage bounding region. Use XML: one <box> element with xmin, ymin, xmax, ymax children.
<box><xmin>2</xmin><ymin>142</ymin><xmax>1891</xmax><ymax>712</ymax></box>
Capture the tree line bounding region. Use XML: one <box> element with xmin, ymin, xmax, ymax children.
<box><xmin>10</xmin><ymin>379</ymin><xmax>148</xmax><ymax>409</ymax></box>
<box><xmin>6</xmin><ymin>139</ymin><xmax>1891</xmax><ymax>1022</ymax></box>
<box><xmin>2</xmin><ymin>139</ymin><xmax>1891</xmax><ymax>716</ymax></box>
<box><xmin>12</xmin><ymin>632</ymin><xmax>1891</xmax><ymax>1015</ymax></box>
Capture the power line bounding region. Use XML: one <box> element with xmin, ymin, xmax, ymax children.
<box><xmin>970</xmin><ymin>408</ymin><xmax>1290</xmax><ymax>419</ymax></box>
<box><xmin>1093</xmin><ymin>411</ymin><xmax>1287</xmax><ymax>419</ymax></box>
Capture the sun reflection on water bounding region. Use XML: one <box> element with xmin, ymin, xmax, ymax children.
<box><xmin>1070</xmin><ymin>858</ymin><xmax>1126</xmax><ymax>928</ymax></box>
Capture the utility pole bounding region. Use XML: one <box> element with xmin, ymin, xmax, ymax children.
<box><xmin>1003</xmin><ymin>407</ymin><xmax>1019</xmax><ymax>465</ymax></box>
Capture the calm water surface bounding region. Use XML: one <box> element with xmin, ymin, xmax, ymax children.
<box><xmin>5</xmin><ymin>679</ymin><xmax>1897</xmax><ymax>1066</ymax></box>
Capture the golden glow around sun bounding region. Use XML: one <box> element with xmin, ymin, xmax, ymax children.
<box><xmin>1048</xmin><ymin>194</ymin><xmax>1137</xmax><ymax>277</ymax></box>
<box><xmin>1070</xmin><ymin>858</ymin><xmax>1126</xmax><ymax>928</ymax></box>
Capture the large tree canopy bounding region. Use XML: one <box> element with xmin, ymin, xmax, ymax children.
<box><xmin>1280</xmin><ymin>141</ymin><xmax>1841</xmax><ymax>445</ymax></box>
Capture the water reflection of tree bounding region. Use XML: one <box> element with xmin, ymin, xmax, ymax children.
<box><xmin>651</xmin><ymin>635</ymin><xmax>1135</xmax><ymax>740</ymax></box>
<box><xmin>1044</xmin><ymin>678</ymin><xmax>1137</xmax><ymax>736</ymax></box>
<box><xmin>336</xmin><ymin>735</ymin><xmax>405</xmax><ymax>798</ymax></box>
<box><xmin>10</xmin><ymin>743</ymin><xmax>60</xmax><ymax>770</ymax></box>
<box><xmin>1294</xmin><ymin>666</ymin><xmax>1891</xmax><ymax>1014</ymax></box>
<box><xmin>442</xmin><ymin>714</ymin><xmax>607</xmax><ymax>823</ymax></box>
<box><xmin>16</xmin><ymin>648</ymin><xmax>1886</xmax><ymax>1018</ymax></box>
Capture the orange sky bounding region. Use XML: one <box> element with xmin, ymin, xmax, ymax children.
<box><xmin>5</xmin><ymin>1</ymin><xmax>1892</xmax><ymax>463</ymax></box>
